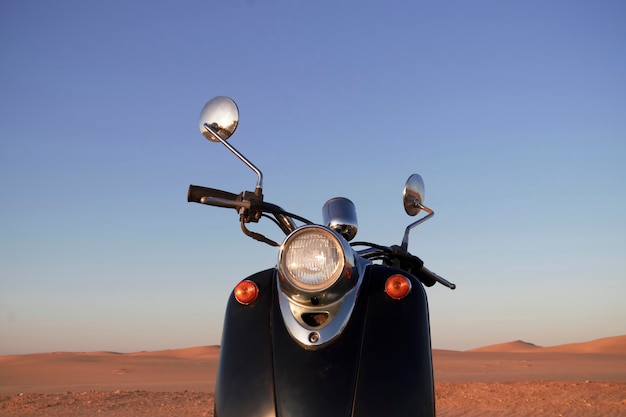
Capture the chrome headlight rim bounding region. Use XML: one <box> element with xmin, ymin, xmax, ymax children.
<box><xmin>278</xmin><ymin>225</ymin><xmax>347</xmax><ymax>293</ymax></box>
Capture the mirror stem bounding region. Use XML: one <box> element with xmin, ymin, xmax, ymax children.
<box><xmin>203</xmin><ymin>124</ymin><xmax>263</xmax><ymax>191</ymax></box>
<box><xmin>401</xmin><ymin>202</ymin><xmax>434</xmax><ymax>251</ymax></box>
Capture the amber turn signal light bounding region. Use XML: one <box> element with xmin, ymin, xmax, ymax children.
<box><xmin>234</xmin><ymin>280</ymin><xmax>259</xmax><ymax>305</ymax></box>
<box><xmin>385</xmin><ymin>274</ymin><xmax>412</xmax><ymax>300</ymax></box>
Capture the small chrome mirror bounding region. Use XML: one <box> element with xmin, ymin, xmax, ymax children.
<box><xmin>199</xmin><ymin>96</ymin><xmax>239</xmax><ymax>142</ymax></box>
<box><xmin>403</xmin><ymin>174</ymin><xmax>426</xmax><ymax>216</ymax></box>
<box><xmin>401</xmin><ymin>174</ymin><xmax>434</xmax><ymax>250</ymax></box>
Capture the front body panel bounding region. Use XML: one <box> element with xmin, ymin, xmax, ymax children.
<box><xmin>214</xmin><ymin>269</ymin><xmax>276</xmax><ymax>417</ymax></box>
<box><xmin>215</xmin><ymin>265</ymin><xmax>435</xmax><ymax>417</ymax></box>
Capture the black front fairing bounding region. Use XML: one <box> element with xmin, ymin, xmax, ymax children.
<box><xmin>215</xmin><ymin>264</ymin><xmax>435</xmax><ymax>417</ymax></box>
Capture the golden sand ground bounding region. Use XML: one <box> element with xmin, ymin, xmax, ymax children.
<box><xmin>1</xmin><ymin>336</ymin><xmax>625</xmax><ymax>416</ymax></box>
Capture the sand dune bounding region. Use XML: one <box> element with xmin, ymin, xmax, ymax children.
<box><xmin>0</xmin><ymin>347</ymin><xmax>220</xmax><ymax>395</ymax></box>
<box><xmin>542</xmin><ymin>335</ymin><xmax>626</xmax><ymax>355</ymax></box>
<box><xmin>469</xmin><ymin>335</ymin><xmax>626</xmax><ymax>354</ymax></box>
<box><xmin>434</xmin><ymin>335</ymin><xmax>626</xmax><ymax>383</ymax></box>
<box><xmin>1</xmin><ymin>336</ymin><xmax>624</xmax><ymax>394</ymax></box>
<box><xmin>1</xmin><ymin>336</ymin><xmax>625</xmax><ymax>416</ymax></box>
<box><xmin>468</xmin><ymin>340</ymin><xmax>543</xmax><ymax>353</ymax></box>
<box><xmin>126</xmin><ymin>345</ymin><xmax>221</xmax><ymax>359</ymax></box>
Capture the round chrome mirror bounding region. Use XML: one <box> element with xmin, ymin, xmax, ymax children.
<box><xmin>403</xmin><ymin>174</ymin><xmax>426</xmax><ymax>216</ymax></box>
<box><xmin>198</xmin><ymin>96</ymin><xmax>239</xmax><ymax>142</ymax></box>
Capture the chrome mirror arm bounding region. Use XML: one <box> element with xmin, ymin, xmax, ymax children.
<box><xmin>400</xmin><ymin>202</ymin><xmax>434</xmax><ymax>251</ymax></box>
<box><xmin>203</xmin><ymin>123</ymin><xmax>264</xmax><ymax>193</ymax></box>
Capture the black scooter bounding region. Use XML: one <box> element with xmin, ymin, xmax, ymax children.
<box><xmin>187</xmin><ymin>96</ymin><xmax>456</xmax><ymax>417</ymax></box>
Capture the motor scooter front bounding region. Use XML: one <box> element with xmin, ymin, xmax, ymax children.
<box><xmin>187</xmin><ymin>96</ymin><xmax>455</xmax><ymax>417</ymax></box>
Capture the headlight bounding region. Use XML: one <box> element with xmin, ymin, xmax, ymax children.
<box><xmin>279</xmin><ymin>226</ymin><xmax>345</xmax><ymax>292</ymax></box>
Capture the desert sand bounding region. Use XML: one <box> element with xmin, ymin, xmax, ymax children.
<box><xmin>1</xmin><ymin>336</ymin><xmax>625</xmax><ymax>416</ymax></box>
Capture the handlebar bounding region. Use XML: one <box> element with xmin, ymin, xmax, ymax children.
<box><xmin>417</xmin><ymin>266</ymin><xmax>456</xmax><ymax>290</ymax></box>
<box><xmin>188</xmin><ymin>185</ymin><xmax>240</xmax><ymax>206</ymax></box>
<box><xmin>188</xmin><ymin>184</ymin><xmax>256</xmax><ymax>211</ymax></box>
<box><xmin>389</xmin><ymin>245</ymin><xmax>455</xmax><ymax>289</ymax></box>
<box><xmin>354</xmin><ymin>243</ymin><xmax>456</xmax><ymax>289</ymax></box>
<box><xmin>188</xmin><ymin>184</ymin><xmax>303</xmax><ymax>236</ymax></box>
<box><xmin>188</xmin><ymin>185</ymin><xmax>455</xmax><ymax>289</ymax></box>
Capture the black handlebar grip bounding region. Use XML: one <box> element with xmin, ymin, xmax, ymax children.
<box><xmin>188</xmin><ymin>185</ymin><xmax>239</xmax><ymax>204</ymax></box>
<box><xmin>418</xmin><ymin>266</ymin><xmax>456</xmax><ymax>289</ymax></box>
<box><xmin>415</xmin><ymin>268</ymin><xmax>437</xmax><ymax>287</ymax></box>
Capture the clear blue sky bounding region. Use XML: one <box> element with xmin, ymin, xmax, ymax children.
<box><xmin>1</xmin><ymin>1</ymin><xmax>624</xmax><ymax>355</ymax></box>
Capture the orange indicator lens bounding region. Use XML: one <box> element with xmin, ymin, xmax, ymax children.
<box><xmin>234</xmin><ymin>280</ymin><xmax>259</xmax><ymax>305</ymax></box>
<box><xmin>385</xmin><ymin>274</ymin><xmax>412</xmax><ymax>300</ymax></box>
